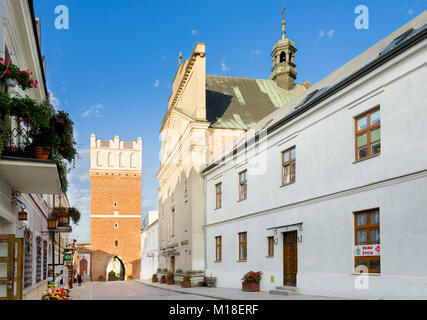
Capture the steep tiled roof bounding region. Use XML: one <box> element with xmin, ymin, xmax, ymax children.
<box><xmin>206</xmin><ymin>75</ymin><xmax>307</xmax><ymax>130</ymax></box>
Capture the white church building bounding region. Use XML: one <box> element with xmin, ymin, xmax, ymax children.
<box><xmin>202</xmin><ymin>12</ymin><xmax>427</xmax><ymax>299</ymax></box>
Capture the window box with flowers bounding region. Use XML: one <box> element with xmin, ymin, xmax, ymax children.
<box><xmin>241</xmin><ymin>271</ymin><xmax>263</xmax><ymax>292</ymax></box>
<box><xmin>181</xmin><ymin>275</ymin><xmax>191</xmax><ymax>288</ymax></box>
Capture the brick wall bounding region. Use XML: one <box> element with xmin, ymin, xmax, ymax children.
<box><xmin>90</xmin><ymin>172</ymin><xmax>141</xmax><ymax>280</ymax></box>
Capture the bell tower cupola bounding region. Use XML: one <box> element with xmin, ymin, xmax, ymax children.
<box><xmin>271</xmin><ymin>5</ymin><xmax>298</xmax><ymax>91</ymax></box>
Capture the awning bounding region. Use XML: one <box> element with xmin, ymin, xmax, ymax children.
<box><xmin>0</xmin><ymin>157</ymin><xmax>62</xmax><ymax>194</ymax></box>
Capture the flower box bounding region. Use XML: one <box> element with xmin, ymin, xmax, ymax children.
<box><xmin>181</xmin><ymin>281</ymin><xmax>191</xmax><ymax>288</ymax></box>
<box><xmin>160</xmin><ymin>276</ymin><xmax>167</xmax><ymax>284</ymax></box>
<box><xmin>152</xmin><ymin>277</ymin><xmax>158</xmax><ymax>283</ymax></box>
<box><xmin>167</xmin><ymin>278</ymin><xmax>174</xmax><ymax>285</ymax></box>
<box><xmin>242</xmin><ymin>282</ymin><xmax>260</xmax><ymax>292</ymax></box>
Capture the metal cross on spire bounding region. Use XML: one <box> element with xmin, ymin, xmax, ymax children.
<box><xmin>281</xmin><ymin>3</ymin><xmax>287</xmax><ymax>40</ymax></box>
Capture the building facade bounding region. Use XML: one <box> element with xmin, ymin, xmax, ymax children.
<box><xmin>202</xmin><ymin>12</ymin><xmax>427</xmax><ymax>299</ymax></box>
<box><xmin>157</xmin><ymin>19</ymin><xmax>309</xmax><ymax>275</ymax></box>
<box><xmin>140</xmin><ymin>211</ymin><xmax>158</xmax><ymax>279</ymax></box>
<box><xmin>88</xmin><ymin>134</ymin><xmax>142</xmax><ymax>281</ymax></box>
<box><xmin>0</xmin><ymin>0</ymin><xmax>70</xmax><ymax>300</ymax></box>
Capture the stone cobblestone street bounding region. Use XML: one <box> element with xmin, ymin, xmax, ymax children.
<box><xmin>70</xmin><ymin>281</ymin><xmax>216</xmax><ymax>300</ymax></box>
<box><xmin>69</xmin><ymin>280</ymin><xmax>341</xmax><ymax>300</ymax></box>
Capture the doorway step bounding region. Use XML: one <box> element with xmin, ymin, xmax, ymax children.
<box><xmin>269</xmin><ymin>286</ymin><xmax>298</xmax><ymax>296</ymax></box>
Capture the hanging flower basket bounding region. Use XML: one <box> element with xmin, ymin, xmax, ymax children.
<box><xmin>0</xmin><ymin>59</ymin><xmax>38</xmax><ymax>90</ymax></box>
<box><xmin>68</xmin><ymin>207</ymin><xmax>81</xmax><ymax>224</ymax></box>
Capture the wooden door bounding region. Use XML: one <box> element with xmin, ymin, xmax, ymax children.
<box><xmin>171</xmin><ymin>256</ymin><xmax>175</xmax><ymax>273</ymax></box>
<box><xmin>0</xmin><ymin>235</ymin><xmax>15</xmax><ymax>300</ymax></box>
<box><xmin>283</xmin><ymin>231</ymin><xmax>298</xmax><ymax>287</ymax></box>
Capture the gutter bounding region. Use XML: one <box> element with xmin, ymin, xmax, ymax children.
<box><xmin>27</xmin><ymin>0</ymin><xmax>48</xmax><ymax>98</ymax></box>
<box><xmin>202</xmin><ymin>24</ymin><xmax>427</xmax><ymax>175</ymax></box>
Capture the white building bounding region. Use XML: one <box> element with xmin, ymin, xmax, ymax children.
<box><xmin>140</xmin><ymin>211</ymin><xmax>158</xmax><ymax>279</ymax></box>
<box><xmin>202</xmin><ymin>12</ymin><xmax>427</xmax><ymax>299</ymax></box>
<box><xmin>0</xmin><ymin>0</ymin><xmax>72</xmax><ymax>299</ymax></box>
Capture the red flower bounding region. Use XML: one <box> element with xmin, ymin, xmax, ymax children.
<box><xmin>5</xmin><ymin>70</ymin><xmax>11</xmax><ymax>74</ymax></box>
<box><xmin>16</xmin><ymin>72</ymin><xmax>21</xmax><ymax>75</ymax></box>
<box><xmin>0</xmin><ymin>58</ymin><xmax>3</xmax><ymax>61</ymax></box>
<box><xmin>35</xmin><ymin>80</ymin><xmax>38</xmax><ymax>84</ymax></box>
<box><xmin>34</xmin><ymin>84</ymin><xmax>38</xmax><ymax>88</ymax></box>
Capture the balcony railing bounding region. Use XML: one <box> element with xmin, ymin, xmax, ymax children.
<box><xmin>1</xmin><ymin>113</ymin><xmax>54</xmax><ymax>160</ymax></box>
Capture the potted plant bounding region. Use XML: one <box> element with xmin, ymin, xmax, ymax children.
<box><xmin>42</xmin><ymin>287</ymin><xmax>70</xmax><ymax>300</ymax></box>
<box><xmin>166</xmin><ymin>272</ymin><xmax>174</xmax><ymax>285</ymax></box>
<box><xmin>181</xmin><ymin>274</ymin><xmax>191</xmax><ymax>288</ymax></box>
<box><xmin>152</xmin><ymin>274</ymin><xmax>158</xmax><ymax>283</ymax></box>
<box><xmin>241</xmin><ymin>271</ymin><xmax>263</xmax><ymax>292</ymax></box>
<box><xmin>160</xmin><ymin>274</ymin><xmax>167</xmax><ymax>284</ymax></box>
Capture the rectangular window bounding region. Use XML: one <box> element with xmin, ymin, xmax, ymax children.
<box><xmin>238</xmin><ymin>232</ymin><xmax>247</xmax><ymax>261</ymax></box>
<box><xmin>355</xmin><ymin>108</ymin><xmax>381</xmax><ymax>161</ymax></box>
<box><xmin>239</xmin><ymin>170</ymin><xmax>247</xmax><ymax>201</ymax></box>
<box><xmin>354</xmin><ymin>209</ymin><xmax>381</xmax><ymax>274</ymax></box>
<box><xmin>215</xmin><ymin>183</ymin><xmax>222</xmax><ymax>209</ymax></box>
<box><xmin>171</xmin><ymin>209</ymin><xmax>175</xmax><ymax>237</ymax></box>
<box><xmin>282</xmin><ymin>147</ymin><xmax>296</xmax><ymax>186</ymax></box>
<box><xmin>268</xmin><ymin>237</ymin><xmax>275</xmax><ymax>257</ymax></box>
<box><xmin>215</xmin><ymin>236</ymin><xmax>222</xmax><ymax>262</ymax></box>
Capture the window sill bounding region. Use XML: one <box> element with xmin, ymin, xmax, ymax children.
<box><xmin>214</xmin><ymin>261</ymin><xmax>222</xmax><ymax>264</ymax></box>
<box><xmin>353</xmin><ymin>154</ymin><xmax>381</xmax><ymax>164</ymax></box>
<box><xmin>266</xmin><ymin>256</ymin><xmax>274</xmax><ymax>258</ymax></box>
<box><xmin>280</xmin><ymin>182</ymin><xmax>296</xmax><ymax>188</ymax></box>
<box><xmin>351</xmin><ymin>272</ymin><xmax>382</xmax><ymax>276</ymax></box>
<box><xmin>237</xmin><ymin>199</ymin><xmax>247</xmax><ymax>203</ymax></box>
<box><xmin>237</xmin><ymin>260</ymin><xmax>247</xmax><ymax>263</ymax></box>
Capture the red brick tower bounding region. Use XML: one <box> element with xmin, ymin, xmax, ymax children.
<box><xmin>89</xmin><ymin>134</ymin><xmax>142</xmax><ymax>281</ymax></box>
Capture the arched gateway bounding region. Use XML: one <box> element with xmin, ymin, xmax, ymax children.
<box><xmin>106</xmin><ymin>256</ymin><xmax>125</xmax><ymax>281</ymax></box>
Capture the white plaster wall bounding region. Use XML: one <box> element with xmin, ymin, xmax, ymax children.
<box><xmin>204</xmin><ymin>39</ymin><xmax>427</xmax><ymax>299</ymax></box>
<box><xmin>90</xmin><ymin>134</ymin><xmax>142</xmax><ymax>172</ymax></box>
<box><xmin>140</xmin><ymin>222</ymin><xmax>158</xmax><ymax>279</ymax></box>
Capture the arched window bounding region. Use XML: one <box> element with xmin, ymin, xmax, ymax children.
<box><xmin>119</xmin><ymin>152</ymin><xmax>125</xmax><ymax>167</ymax></box>
<box><xmin>97</xmin><ymin>151</ymin><xmax>102</xmax><ymax>166</ymax></box>
<box><xmin>280</xmin><ymin>51</ymin><xmax>286</xmax><ymax>63</ymax></box>
<box><xmin>131</xmin><ymin>153</ymin><xmax>137</xmax><ymax>168</ymax></box>
<box><xmin>108</xmin><ymin>152</ymin><xmax>114</xmax><ymax>167</ymax></box>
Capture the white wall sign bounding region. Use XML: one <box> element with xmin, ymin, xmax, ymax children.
<box><xmin>354</xmin><ymin>245</ymin><xmax>381</xmax><ymax>257</ymax></box>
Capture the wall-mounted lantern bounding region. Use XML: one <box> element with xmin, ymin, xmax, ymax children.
<box><xmin>12</xmin><ymin>190</ymin><xmax>29</xmax><ymax>221</ymax></box>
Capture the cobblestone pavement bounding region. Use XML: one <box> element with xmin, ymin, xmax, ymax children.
<box><xmin>138</xmin><ymin>280</ymin><xmax>342</xmax><ymax>300</ymax></box>
<box><xmin>70</xmin><ymin>280</ymin><xmax>216</xmax><ymax>300</ymax></box>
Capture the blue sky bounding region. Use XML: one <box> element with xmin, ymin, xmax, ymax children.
<box><xmin>33</xmin><ymin>0</ymin><xmax>426</xmax><ymax>243</ymax></box>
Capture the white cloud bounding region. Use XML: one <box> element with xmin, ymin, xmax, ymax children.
<box><xmin>408</xmin><ymin>9</ymin><xmax>414</xmax><ymax>15</ymax></box>
<box><xmin>49</xmin><ymin>90</ymin><xmax>60</xmax><ymax>109</ymax></box>
<box><xmin>316</xmin><ymin>29</ymin><xmax>335</xmax><ymax>42</ymax></box>
<box><xmin>316</xmin><ymin>30</ymin><xmax>325</xmax><ymax>42</ymax></box>
<box><xmin>154</xmin><ymin>80</ymin><xmax>160</xmax><ymax>88</ymax></box>
<box><xmin>191</xmin><ymin>29</ymin><xmax>198</xmax><ymax>36</ymax></box>
<box><xmin>82</xmin><ymin>103</ymin><xmax>104</xmax><ymax>118</ymax></box>
<box><xmin>250</xmin><ymin>49</ymin><xmax>261</xmax><ymax>58</ymax></box>
<box><xmin>221</xmin><ymin>59</ymin><xmax>229</xmax><ymax>72</ymax></box>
